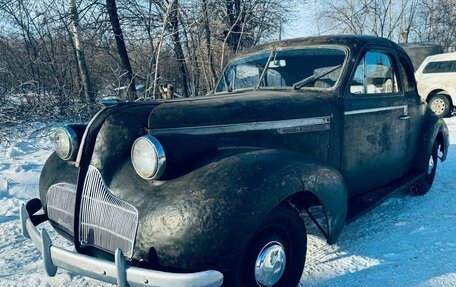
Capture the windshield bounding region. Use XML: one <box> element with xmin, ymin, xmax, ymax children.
<box><xmin>215</xmin><ymin>47</ymin><xmax>346</xmax><ymax>93</ymax></box>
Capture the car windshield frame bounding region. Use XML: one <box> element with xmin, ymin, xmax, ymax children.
<box><xmin>214</xmin><ymin>44</ymin><xmax>349</xmax><ymax>94</ymax></box>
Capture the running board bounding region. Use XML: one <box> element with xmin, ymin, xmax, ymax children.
<box><xmin>347</xmin><ymin>172</ymin><xmax>425</xmax><ymax>224</ymax></box>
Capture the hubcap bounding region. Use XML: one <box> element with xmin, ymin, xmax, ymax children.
<box><xmin>430</xmin><ymin>98</ymin><xmax>446</xmax><ymax>115</ymax></box>
<box><xmin>428</xmin><ymin>154</ymin><xmax>435</xmax><ymax>175</ymax></box>
<box><xmin>254</xmin><ymin>241</ymin><xmax>286</xmax><ymax>287</ymax></box>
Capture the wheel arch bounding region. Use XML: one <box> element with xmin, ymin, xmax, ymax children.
<box><xmin>414</xmin><ymin>113</ymin><xmax>449</xmax><ymax>173</ymax></box>
<box><xmin>284</xmin><ymin>178</ymin><xmax>347</xmax><ymax>245</ymax></box>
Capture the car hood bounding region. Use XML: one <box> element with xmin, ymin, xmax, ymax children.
<box><xmin>147</xmin><ymin>90</ymin><xmax>335</xmax><ymax>132</ymax></box>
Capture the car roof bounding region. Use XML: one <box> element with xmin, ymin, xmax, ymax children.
<box><xmin>426</xmin><ymin>52</ymin><xmax>456</xmax><ymax>62</ymax></box>
<box><xmin>237</xmin><ymin>35</ymin><xmax>406</xmax><ymax>56</ymax></box>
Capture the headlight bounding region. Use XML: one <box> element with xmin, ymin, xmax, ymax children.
<box><xmin>131</xmin><ymin>135</ymin><xmax>166</xmax><ymax>180</ymax></box>
<box><xmin>53</xmin><ymin>126</ymin><xmax>79</xmax><ymax>161</ymax></box>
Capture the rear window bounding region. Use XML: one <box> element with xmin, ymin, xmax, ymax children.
<box><xmin>423</xmin><ymin>60</ymin><xmax>455</xmax><ymax>73</ymax></box>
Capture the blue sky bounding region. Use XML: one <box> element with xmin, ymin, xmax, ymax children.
<box><xmin>283</xmin><ymin>1</ymin><xmax>321</xmax><ymax>39</ymax></box>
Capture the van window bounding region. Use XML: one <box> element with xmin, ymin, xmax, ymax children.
<box><xmin>423</xmin><ymin>60</ymin><xmax>455</xmax><ymax>73</ymax></box>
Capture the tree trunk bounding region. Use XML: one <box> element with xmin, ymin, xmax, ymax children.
<box><xmin>170</xmin><ymin>0</ymin><xmax>190</xmax><ymax>97</ymax></box>
<box><xmin>106</xmin><ymin>0</ymin><xmax>136</xmax><ymax>101</ymax></box>
<box><xmin>152</xmin><ymin>1</ymin><xmax>174</xmax><ymax>98</ymax></box>
<box><xmin>225</xmin><ymin>0</ymin><xmax>242</xmax><ymax>53</ymax></box>
<box><xmin>68</xmin><ymin>0</ymin><xmax>95</xmax><ymax>115</ymax></box>
<box><xmin>202</xmin><ymin>0</ymin><xmax>217</xmax><ymax>90</ymax></box>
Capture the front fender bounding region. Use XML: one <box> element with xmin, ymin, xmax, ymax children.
<box><xmin>108</xmin><ymin>148</ymin><xmax>348</xmax><ymax>272</ymax></box>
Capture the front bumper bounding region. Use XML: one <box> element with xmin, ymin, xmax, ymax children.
<box><xmin>20</xmin><ymin>199</ymin><xmax>223</xmax><ymax>287</ymax></box>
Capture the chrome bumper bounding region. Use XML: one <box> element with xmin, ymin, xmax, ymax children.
<box><xmin>20</xmin><ymin>200</ymin><xmax>223</xmax><ymax>287</ymax></box>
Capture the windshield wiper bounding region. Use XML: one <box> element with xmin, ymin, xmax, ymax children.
<box><xmin>293</xmin><ymin>65</ymin><xmax>342</xmax><ymax>90</ymax></box>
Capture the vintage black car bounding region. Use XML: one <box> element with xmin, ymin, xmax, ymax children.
<box><xmin>21</xmin><ymin>35</ymin><xmax>449</xmax><ymax>287</ymax></box>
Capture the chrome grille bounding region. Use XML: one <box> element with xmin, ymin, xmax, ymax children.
<box><xmin>79</xmin><ymin>165</ymin><xmax>139</xmax><ymax>258</ymax></box>
<box><xmin>46</xmin><ymin>183</ymin><xmax>77</xmax><ymax>235</ymax></box>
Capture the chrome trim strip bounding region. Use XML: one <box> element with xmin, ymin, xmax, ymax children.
<box><xmin>76</xmin><ymin>108</ymin><xmax>106</xmax><ymax>166</ymax></box>
<box><xmin>46</xmin><ymin>183</ymin><xmax>77</xmax><ymax>236</ymax></box>
<box><xmin>276</xmin><ymin>123</ymin><xmax>330</xmax><ymax>134</ymax></box>
<box><xmin>344</xmin><ymin>105</ymin><xmax>407</xmax><ymax>115</ymax></box>
<box><xmin>20</xmin><ymin>204</ymin><xmax>224</xmax><ymax>287</ymax></box>
<box><xmin>152</xmin><ymin>116</ymin><xmax>331</xmax><ymax>135</ymax></box>
<box><xmin>79</xmin><ymin>165</ymin><xmax>139</xmax><ymax>259</ymax></box>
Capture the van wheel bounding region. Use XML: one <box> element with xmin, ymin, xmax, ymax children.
<box><xmin>226</xmin><ymin>204</ymin><xmax>307</xmax><ymax>287</ymax></box>
<box><xmin>428</xmin><ymin>94</ymin><xmax>451</xmax><ymax>118</ymax></box>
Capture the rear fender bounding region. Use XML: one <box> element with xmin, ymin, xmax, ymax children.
<box><xmin>415</xmin><ymin>111</ymin><xmax>449</xmax><ymax>171</ymax></box>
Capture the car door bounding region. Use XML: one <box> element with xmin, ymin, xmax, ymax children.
<box><xmin>398</xmin><ymin>52</ymin><xmax>426</xmax><ymax>172</ymax></box>
<box><xmin>342</xmin><ymin>48</ymin><xmax>408</xmax><ymax>196</ymax></box>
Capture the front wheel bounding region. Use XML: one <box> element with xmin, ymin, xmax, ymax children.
<box><xmin>226</xmin><ymin>204</ymin><xmax>307</xmax><ymax>287</ymax></box>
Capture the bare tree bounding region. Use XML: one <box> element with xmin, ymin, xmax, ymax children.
<box><xmin>169</xmin><ymin>0</ymin><xmax>190</xmax><ymax>97</ymax></box>
<box><xmin>202</xmin><ymin>0</ymin><xmax>217</xmax><ymax>90</ymax></box>
<box><xmin>69</xmin><ymin>0</ymin><xmax>95</xmax><ymax>114</ymax></box>
<box><xmin>415</xmin><ymin>0</ymin><xmax>456</xmax><ymax>51</ymax></box>
<box><xmin>106</xmin><ymin>0</ymin><xmax>137</xmax><ymax>101</ymax></box>
<box><xmin>319</xmin><ymin>0</ymin><xmax>409</xmax><ymax>41</ymax></box>
<box><xmin>0</xmin><ymin>0</ymin><xmax>307</xmax><ymax>128</ymax></box>
<box><xmin>152</xmin><ymin>0</ymin><xmax>173</xmax><ymax>98</ymax></box>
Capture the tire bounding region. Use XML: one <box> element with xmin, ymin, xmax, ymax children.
<box><xmin>412</xmin><ymin>141</ymin><xmax>438</xmax><ymax>195</ymax></box>
<box><xmin>225</xmin><ymin>204</ymin><xmax>307</xmax><ymax>287</ymax></box>
<box><xmin>428</xmin><ymin>94</ymin><xmax>451</xmax><ymax>118</ymax></box>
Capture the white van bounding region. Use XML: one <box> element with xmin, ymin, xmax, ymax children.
<box><xmin>415</xmin><ymin>52</ymin><xmax>456</xmax><ymax>117</ymax></box>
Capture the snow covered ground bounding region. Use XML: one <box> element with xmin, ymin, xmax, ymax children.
<box><xmin>0</xmin><ymin>119</ymin><xmax>455</xmax><ymax>287</ymax></box>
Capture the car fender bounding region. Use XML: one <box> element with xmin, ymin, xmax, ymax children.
<box><xmin>414</xmin><ymin>110</ymin><xmax>449</xmax><ymax>171</ymax></box>
<box><xmin>108</xmin><ymin>148</ymin><xmax>348</xmax><ymax>271</ymax></box>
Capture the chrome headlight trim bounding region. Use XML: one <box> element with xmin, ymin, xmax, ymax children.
<box><xmin>131</xmin><ymin>135</ymin><xmax>166</xmax><ymax>180</ymax></box>
<box><xmin>54</xmin><ymin>126</ymin><xmax>79</xmax><ymax>161</ymax></box>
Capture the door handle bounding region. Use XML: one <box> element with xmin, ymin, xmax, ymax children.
<box><xmin>399</xmin><ymin>115</ymin><xmax>410</xmax><ymax>120</ymax></box>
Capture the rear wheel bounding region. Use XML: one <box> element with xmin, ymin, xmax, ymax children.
<box><xmin>412</xmin><ymin>141</ymin><xmax>438</xmax><ymax>195</ymax></box>
<box><xmin>227</xmin><ymin>204</ymin><xmax>307</xmax><ymax>287</ymax></box>
<box><xmin>428</xmin><ymin>94</ymin><xmax>451</xmax><ymax>118</ymax></box>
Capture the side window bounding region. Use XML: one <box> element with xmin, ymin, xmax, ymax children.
<box><xmin>399</xmin><ymin>61</ymin><xmax>415</xmax><ymax>92</ymax></box>
<box><xmin>350</xmin><ymin>51</ymin><xmax>399</xmax><ymax>95</ymax></box>
<box><xmin>452</xmin><ymin>61</ymin><xmax>456</xmax><ymax>72</ymax></box>
<box><xmin>423</xmin><ymin>61</ymin><xmax>453</xmax><ymax>73</ymax></box>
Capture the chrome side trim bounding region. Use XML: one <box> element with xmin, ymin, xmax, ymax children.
<box><xmin>46</xmin><ymin>183</ymin><xmax>77</xmax><ymax>235</ymax></box>
<box><xmin>76</xmin><ymin>108</ymin><xmax>106</xmax><ymax>166</ymax></box>
<box><xmin>152</xmin><ymin>116</ymin><xmax>331</xmax><ymax>135</ymax></box>
<box><xmin>344</xmin><ymin>105</ymin><xmax>408</xmax><ymax>116</ymax></box>
<box><xmin>79</xmin><ymin>165</ymin><xmax>139</xmax><ymax>259</ymax></box>
<box><xmin>20</xmin><ymin>203</ymin><xmax>224</xmax><ymax>287</ymax></box>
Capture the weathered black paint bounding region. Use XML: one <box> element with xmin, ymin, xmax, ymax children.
<box><xmin>37</xmin><ymin>35</ymin><xmax>449</xmax><ymax>275</ymax></box>
<box><xmin>106</xmin><ymin>148</ymin><xmax>346</xmax><ymax>272</ymax></box>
